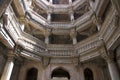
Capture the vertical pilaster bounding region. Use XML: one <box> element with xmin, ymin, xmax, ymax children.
<box><xmin>1</xmin><ymin>51</ymin><xmax>15</xmax><ymax>80</ymax></box>
<box><xmin>50</xmin><ymin>0</ymin><xmax>53</xmax><ymax>4</ymax></box>
<box><xmin>69</xmin><ymin>0</ymin><xmax>72</xmax><ymax>4</ymax></box>
<box><xmin>70</xmin><ymin>29</ymin><xmax>77</xmax><ymax>44</ymax></box>
<box><xmin>47</xmin><ymin>12</ymin><xmax>51</xmax><ymax>23</ymax></box>
<box><xmin>107</xmin><ymin>58</ymin><xmax>120</xmax><ymax>80</ymax></box>
<box><xmin>101</xmin><ymin>49</ymin><xmax>120</xmax><ymax>80</ymax></box>
<box><xmin>68</xmin><ymin>2</ymin><xmax>74</xmax><ymax>22</ymax></box>
<box><xmin>45</xmin><ymin>29</ymin><xmax>51</xmax><ymax>44</ymax></box>
<box><xmin>70</xmin><ymin>11</ymin><xmax>74</xmax><ymax>22</ymax></box>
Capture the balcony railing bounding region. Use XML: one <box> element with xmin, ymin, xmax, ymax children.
<box><xmin>33</xmin><ymin>0</ymin><xmax>87</xmax><ymax>13</ymax></box>
<box><xmin>27</xmin><ymin>9</ymin><xmax>93</xmax><ymax>29</ymax></box>
<box><xmin>47</xmin><ymin>44</ymin><xmax>75</xmax><ymax>57</ymax></box>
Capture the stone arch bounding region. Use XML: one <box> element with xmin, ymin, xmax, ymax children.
<box><xmin>84</xmin><ymin>68</ymin><xmax>94</xmax><ymax>80</ymax></box>
<box><xmin>26</xmin><ymin>67</ymin><xmax>38</xmax><ymax>80</ymax></box>
<box><xmin>51</xmin><ymin>67</ymin><xmax>70</xmax><ymax>79</ymax></box>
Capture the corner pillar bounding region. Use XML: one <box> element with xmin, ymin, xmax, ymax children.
<box><xmin>47</xmin><ymin>12</ymin><xmax>51</xmax><ymax>23</ymax></box>
<box><xmin>101</xmin><ymin>50</ymin><xmax>120</xmax><ymax>80</ymax></box>
<box><xmin>50</xmin><ymin>0</ymin><xmax>53</xmax><ymax>4</ymax></box>
<box><xmin>44</xmin><ymin>29</ymin><xmax>51</xmax><ymax>44</ymax></box>
<box><xmin>1</xmin><ymin>51</ymin><xmax>15</xmax><ymax>80</ymax></box>
<box><xmin>70</xmin><ymin>29</ymin><xmax>77</xmax><ymax>44</ymax></box>
<box><xmin>69</xmin><ymin>11</ymin><xmax>74</xmax><ymax>22</ymax></box>
<box><xmin>107</xmin><ymin>58</ymin><xmax>120</xmax><ymax>80</ymax></box>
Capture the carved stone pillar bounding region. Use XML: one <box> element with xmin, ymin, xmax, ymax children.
<box><xmin>50</xmin><ymin>0</ymin><xmax>53</xmax><ymax>4</ymax></box>
<box><xmin>106</xmin><ymin>58</ymin><xmax>120</xmax><ymax>80</ymax></box>
<box><xmin>45</xmin><ymin>29</ymin><xmax>51</xmax><ymax>44</ymax></box>
<box><xmin>42</xmin><ymin>57</ymin><xmax>50</xmax><ymax>67</ymax></box>
<box><xmin>70</xmin><ymin>29</ymin><xmax>77</xmax><ymax>44</ymax></box>
<box><xmin>101</xmin><ymin>50</ymin><xmax>120</xmax><ymax>80</ymax></box>
<box><xmin>69</xmin><ymin>11</ymin><xmax>74</xmax><ymax>22</ymax></box>
<box><xmin>111</xmin><ymin>0</ymin><xmax>120</xmax><ymax>17</ymax></box>
<box><xmin>1</xmin><ymin>51</ymin><xmax>15</xmax><ymax>80</ymax></box>
<box><xmin>69</xmin><ymin>0</ymin><xmax>72</xmax><ymax>4</ymax></box>
<box><xmin>47</xmin><ymin>12</ymin><xmax>51</xmax><ymax>23</ymax></box>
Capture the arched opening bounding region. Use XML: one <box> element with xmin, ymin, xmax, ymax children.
<box><xmin>84</xmin><ymin>68</ymin><xmax>94</xmax><ymax>80</ymax></box>
<box><xmin>51</xmin><ymin>68</ymin><xmax>70</xmax><ymax>80</ymax></box>
<box><xmin>26</xmin><ymin>68</ymin><xmax>38</xmax><ymax>80</ymax></box>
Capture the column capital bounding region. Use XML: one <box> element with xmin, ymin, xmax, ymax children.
<box><xmin>7</xmin><ymin>50</ymin><xmax>15</xmax><ymax>61</ymax></box>
<box><xmin>93</xmin><ymin>17</ymin><xmax>102</xmax><ymax>25</ymax></box>
<box><xmin>19</xmin><ymin>17</ymin><xmax>27</xmax><ymax>23</ymax></box>
<box><xmin>68</xmin><ymin>9</ymin><xmax>74</xmax><ymax>14</ymax></box>
<box><xmin>70</xmin><ymin>28</ymin><xmax>77</xmax><ymax>38</ymax></box>
<box><xmin>47</xmin><ymin>10</ymin><xmax>52</xmax><ymax>14</ymax></box>
<box><xmin>44</xmin><ymin>28</ymin><xmax>51</xmax><ymax>37</ymax></box>
<box><xmin>100</xmin><ymin>48</ymin><xmax>115</xmax><ymax>63</ymax></box>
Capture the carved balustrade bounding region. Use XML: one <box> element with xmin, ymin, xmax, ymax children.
<box><xmin>47</xmin><ymin>44</ymin><xmax>75</xmax><ymax>57</ymax></box>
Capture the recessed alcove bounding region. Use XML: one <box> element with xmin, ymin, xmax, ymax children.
<box><xmin>50</xmin><ymin>34</ymin><xmax>72</xmax><ymax>44</ymax></box>
<box><xmin>77</xmin><ymin>33</ymin><xmax>88</xmax><ymax>42</ymax></box>
<box><xmin>84</xmin><ymin>68</ymin><xmax>94</xmax><ymax>80</ymax></box>
<box><xmin>51</xmin><ymin>14</ymin><xmax>70</xmax><ymax>22</ymax></box>
<box><xmin>53</xmin><ymin>0</ymin><xmax>69</xmax><ymax>4</ymax></box>
<box><xmin>26</xmin><ymin>68</ymin><xmax>38</xmax><ymax>80</ymax></box>
<box><xmin>51</xmin><ymin>68</ymin><xmax>70</xmax><ymax>80</ymax></box>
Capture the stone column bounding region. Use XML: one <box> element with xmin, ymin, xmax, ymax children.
<box><xmin>69</xmin><ymin>0</ymin><xmax>72</xmax><ymax>4</ymax></box>
<box><xmin>70</xmin><ymin>12</ymin><xmax>74</xmax><ymax>22</ymax></box>
<box><xmin>1</xmin><ymin>51</ymin><xmax>15</xmax><ymax>80</ymax></box>
<box><xmin>47</xmin><ymin>12</ymin><xmax>51</xmax><ymax>23</ymax></box>
<box><xmin>50</xmin><ymin>0</ymin><xmax>53</xmax><ymax>4</ymax></box>
<box><xmin>45</xmin><ymin>29</ymin><xmax>51</xmax><ymax>44</ymax></box>
<box><xmin>100</xmin><ymin>42</ymin><xmax>120</xmax><ymax>80</ymax></box>
<box><xmin>106</xmin><ymin>58</ymin><xmax>120</xmax><ymax>80</ymax></box>
<box><xmin>70</xmin><ymin>29</ymin><xmax>77</xmax><ymax>44</ymax></box>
